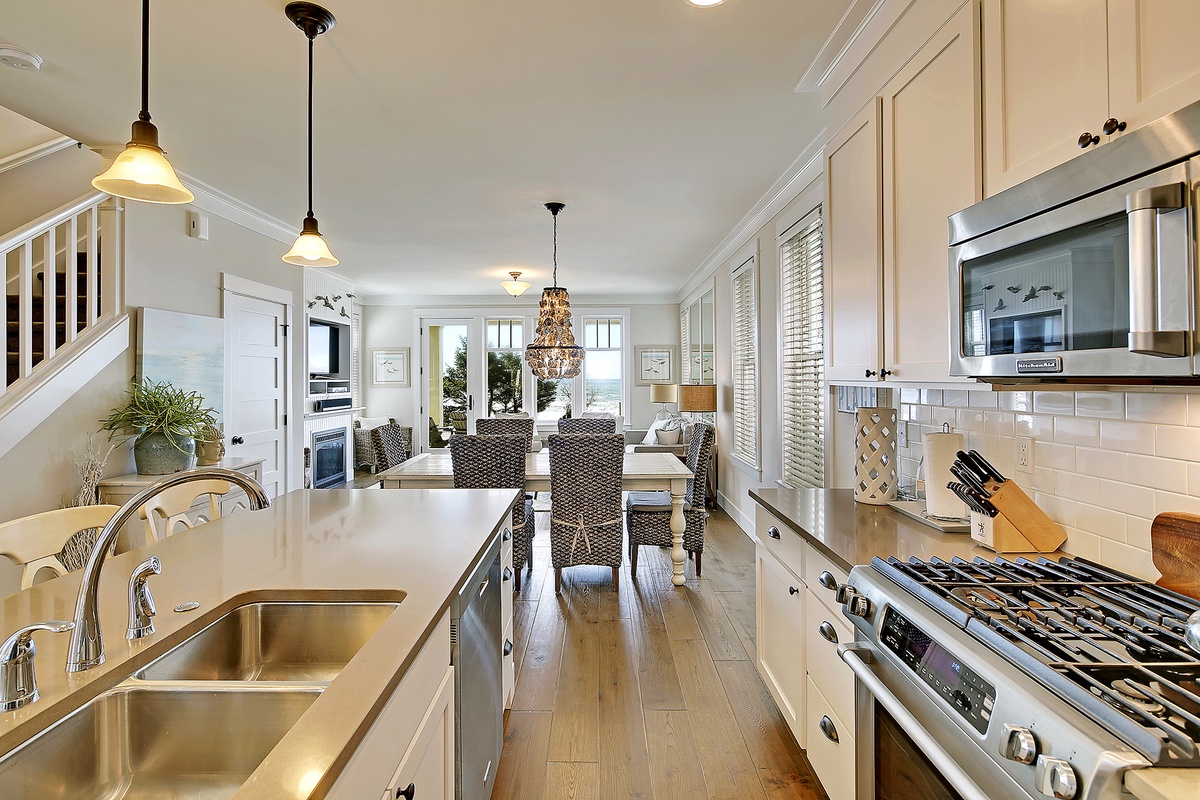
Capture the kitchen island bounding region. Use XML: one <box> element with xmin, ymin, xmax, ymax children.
<box><xmin>0</xmin><ymin>487</ymin><xmax>517</xmax><ymax>800</ymax></box>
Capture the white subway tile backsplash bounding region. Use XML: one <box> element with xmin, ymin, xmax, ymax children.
<box><xmin>1189</xmin><ymin>463</ymin><xmax>1200</xmax><ymax>497</ymax></box>
<box><xmin>1034</xmin><ymin>492</ymin><xmax>1076</xmax><ymax>527</ymax></box>
<box><xmin>1063</xmin><ymin>527</ymin><xmax>1102</xmax><ymax>562</ymax></box>
<box><xmin>1074</xmin><ymin>392</ymin><xmax>1125</xmax><ymax>419</ymax></box>
<box><xmin>1155</xmin><ymin>424</ymin><xmax>1200</xmax><ymax>461</ymax></box>
<box><xmin>1097</xmin><ymin>540</ymin><xmax>1158</xmax><ymax>581</ymax></box>
<box><xmin>1099</xmin><ymin>421</ymin><xmax>1156</xmax><ymax>456</ymax></box>
<box><xmin>998</xmin><ymin>391</ymin><xmax>1033</xmax><ymax>413</ymax></box>
<box><xmin>1125</xmin><ymin>392</ymin><xmax>1187</xmax><ymax>425</ymax></box>
<box><xmin>920</xmin><ymin>389</ymin><xmax>943</xmax><ymax>406</ymax></box>
<box><xmin>932</xmin><ymin>407</ymin><xmax>957</xmax><ymax>428</ymax></box>
<box><xmin>1074</xmin><ymin>502</ymin><xmax>1125</xmax><ymax>541</ymax></box>
<box><xmin>968</xmin><ymin>392</ymin><xmax>999</xmax><ymax>409</ymax></box>
<box><xmin>1075</xmin><ymin>447</ymin><xmax>1125</xmax><ymax>482</ymax></box>
<box><xmin>1126</xmin><ymin>516</ymin><xmax>1153</xmax><ymax>550</ymax></box>
<box><xmin>1126</xmin><ymin>454</ymin><xmax>1187</xmax><ymax>494</ymax></box>
<box><xmin>1188</xmin><ymin>394</ymin><xmax>1200</xmax><ymax>426</ymax></box>
<box><xmin>1034</xmin><ymin>391</ymin><xmax>1075</xmax><ymax>415</ymax></box>
<box><xmin>1055</xmin><ymin>471</ymin><xmax>1100</xmax><ymax>505</ymax></box>
<box><xmin>909</xmin><ymin>404</ymin><xmax>932</xmax><ymax>424</ymax></box>
<box><xmin>1032</xmin><ymin>466</ymin><xmax>1055</xmax><ymax>492</ymax></box>
<box><xmin>956</xmin><ymin>409</ymin><xmax>986</xmax><ymax>432</ymax></box>
<box><xmin>943</xmin><ymin>390</ymin><xmax>969</xmax><ymax>407</ymax></box>
<box><xmin>983</xmin><ymin>411</ymin><xmax>1015</xmax><ymax>437</ymax></box>
<box><xmin>1155</xmin><ymin>489</ymin><xmax>1200</xmax><ymax>516</ymax></box>
<box><xmin>1053</xmin><ymin>417</ymin><xmax>1100</xmax><ymax>447</ymax></box>
<box><xmin>1096</xmin><ymin>479</ymin><xmax>1154</xmax><ymax>517</ymax></box>
<box><xmin>900</xmin><ymin>388</ymin><xmax>920</xmax><ymax>404</ymax></box>
<box><xmin>1035</xmin><ymin>441</ymin><xmax>1076</xmax><ymax>471</ymax></box>
<box><xmin>1014</xmin><ymin>413</ymin><xmax>1054</xmax><ymax>439</ymax></box>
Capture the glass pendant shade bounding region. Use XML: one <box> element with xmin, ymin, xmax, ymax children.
<box><xmin>282</xmin><ymin>215</ymin><xmax>339</xmax><ymax>267</ymax></box>
<box><xmin>526</xmin><ymin>287</ymin><xmax>584</xmax><ymax>379</ymax></box>
<box><xmin>500</xmin><ymin>271</ymin><xmax>532</xmax><ymax>298</ymax></box>
<box><xmin>91</xmin><ymin>121</ymin><xmax>193</xmax><ymax>204</ymax></box>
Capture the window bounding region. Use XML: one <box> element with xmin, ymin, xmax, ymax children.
<box><xmin>582</xmin><ymin>318</ymin><xmax>622</xmax><ymax>415</ymax></box>
<box><xmin>780</xmin><ymin>210</ymin><xmax>824</xmax><ymax>489</ymax></box>
<box><xmin>485</xmin><ymin>319</ymin><xmax>525</xmax><ymax>415</ymax></box>
<box><xmin>731</xmin><ymin>256</ymin><xmax>758</xmax><ymax>468</ymax></box>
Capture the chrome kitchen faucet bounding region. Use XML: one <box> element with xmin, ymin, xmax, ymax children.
<box><xmin>65</xmin><ymin>468</ymin><xmax>271</xmax><ymax>673</ymax></box>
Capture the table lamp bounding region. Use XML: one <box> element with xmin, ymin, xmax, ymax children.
<box><xmin>650</xmin><ymin>383</ymin><xmax>678</xmax><ymax>420</ymax></box>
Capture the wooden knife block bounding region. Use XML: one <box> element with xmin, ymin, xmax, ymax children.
<box><xmin>969</xmin><ymin>480</ymin><xmax>1066</xmax><ymax>553</ymax></box>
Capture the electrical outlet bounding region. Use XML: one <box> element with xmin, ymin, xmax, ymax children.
<box><xmin>1016</xmin><ymin>437</ymin><xmax>1034</xmax><ymax>473</ymax></box>
<box><xmin>897</xmin><ymin>421</ymin><xmax>909</xmax><ymax>449</ymax></box>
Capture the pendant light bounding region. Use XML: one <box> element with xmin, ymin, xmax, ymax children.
<box><xmin>500</xmin><ymin>271</ymin><xmax>532</xmax><ymax>298</ymax></box>
<box><xmin>91</xmin><ymin>0</ymin><xmax>194</xmax><ymax>204</ymax></box>
<box><xmin>282</xmin><ymin>2</ymin><xmax>339</xmax><ymax>268</ymax></box>
<box><xmin>525</xmin><ymin>203</ymin><xmax>584</xmax><ymax>379</ymax></box>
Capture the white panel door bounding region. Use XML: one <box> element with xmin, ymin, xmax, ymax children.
<box><xmin>419</xmin><ymin>318</ymin><xmax>480</xmax><ymax>452</ymax></box>
<box><xmin>224</xmin><ymin>292</ymin><xmax>288</xmax><ymax>497</ymax></box>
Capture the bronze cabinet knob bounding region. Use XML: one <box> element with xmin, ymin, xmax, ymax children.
<box><xmin>1078</xmin><ymin>132</ymin><xmax>1100</xmax><ymax>148</ymax></box>
<box><xmin>1102</xmin><ymin>117</ymin><xmax>1127</xmax><ymax>136</ymax></box>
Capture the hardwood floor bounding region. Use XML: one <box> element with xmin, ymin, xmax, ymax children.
<box><xmin>491</xmin><ymin>505</ymin><xmax>829</xmax><ymax>800</ymax></box>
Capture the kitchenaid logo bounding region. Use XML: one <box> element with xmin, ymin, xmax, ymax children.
<box><xmin>1015</xmin><ymin>357</ymin><xmax>1062</xmax><ymax>374</ymax></box>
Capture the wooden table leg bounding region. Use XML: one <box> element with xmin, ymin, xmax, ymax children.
<box><xmin>670</xmin><ymin>477</ymin><xmax>686</xmax><ymax>586</ymax></box>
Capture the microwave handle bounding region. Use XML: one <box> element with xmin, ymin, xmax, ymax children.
<box><xmin>840</xmin><ymin>645</ymin><xmax>992</xmax><ymax>800</ymax></box>
<box><xmin>1127</xmin><ymin>183</ymin><xmax>1188</xmax><ymax>357</ymax></box>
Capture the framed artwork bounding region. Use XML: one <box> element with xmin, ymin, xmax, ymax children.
<box><xmin>634</xmin><ymin>345</ymin><xmax>677</xmax><ymax>386</ymax></box>
<box><xmin>137</xmin><ymin>307</ymin><xmax>225</xmax><ymax>421</ymax></box>
<box><xmin>371</xmin><ymin>348</ymin><xmax>410</xmax><ymax>387</ymax></box>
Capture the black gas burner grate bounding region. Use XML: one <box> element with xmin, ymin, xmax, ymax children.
<box><xmin>875</xmin><ymin>554</ymin><xmax>1200</xmax><ymax>765</ymax></box>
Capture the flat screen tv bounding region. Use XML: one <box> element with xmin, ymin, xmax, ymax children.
<box><xmin>309</xmin><ymin>320</ymin><xmax>340</xmax><ymax>376</ymax></box>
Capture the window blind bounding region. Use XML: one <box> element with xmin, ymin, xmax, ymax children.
<box><xmin>731</xmin><ymin>257</ymin><xmax>758</xmax><ymax>468</ymax></box>
<box><xmin>680</xmin><ymin>305</ymin><xmax>692</xmax><ymax>384</ymax></box>
<box><xmin>780</xmin><ymin>210</ymin><xmax>824</xmax><ymax>489</ymax></box>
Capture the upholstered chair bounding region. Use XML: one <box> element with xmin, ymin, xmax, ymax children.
<box><xmin>449</xmin><ymin>434</ymin><xmax>536</xmax><ymax>591</ymax></box>
<box><xmin>370</xmin><ymin>423</ymin><xmax>411</xmax><ymax>471</ymax></box>
<box><xmin>626</xmin><ymin>422</ymin><xmax>715</xmax><ymax>578</ymax></box>
<box><xmin>475</xmin><ymin>417</ymin><xmax>535</xmax><ymax>452</ymax></box>
<box><xmin>547</xmin><ymin>433</ymin><xmax>625</xmax><ymax>592</ymax></box>
<box><xmin>557</xmin><ymin>416</ymin><xmax>616</xmax><ymax>435</ymax></box>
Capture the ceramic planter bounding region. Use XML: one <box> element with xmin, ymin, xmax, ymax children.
<box><xmin>134</xmin><ymin>432</ymin><xmax>196</xmax><ymax>475</ymax></box>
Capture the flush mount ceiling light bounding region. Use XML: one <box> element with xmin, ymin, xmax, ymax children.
<box><xmin>91</xmin><ymin>0</ymin><xmax>193</xmax><ymax>204</ymax></box>
<box><xmin>500</xmin><ymin>271</ymin><xmax>532</xmax><ymax>298</ymax></box>
<box><xmin>281</xmin><ymin>2</ymin><xmax>338</xmax><ymax>268</ymax></box>
<box><xmin>525</xmin><ymin>203</ymin><xmax>584</xmax><ymax>379</ymax></box>
<box><xmin>0</xmin><ymin>46</ymin><xmax>42</xmax><ymax>71</ymax></box>
<box><xmin>685</xmin><ymin>0</ymin><xmax>725</xmax><ymax>6</ymax></box>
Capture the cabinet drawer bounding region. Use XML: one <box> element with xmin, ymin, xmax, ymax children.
<box><xmin>805</xmin><ymin>596</ymin><xmax>856</xmax><ymax>731</ymax></box>
<box><xmin>804</xmin><ymin>544</ymin><xmax>849</xmax><ymax>619</ymax></box>
<box><xmin>755</xmin><ymin>507</ymin><xmax>804</xmax><ymax>579</ymax></box>
<box><xmin>805</xmin><ymin>676</ymin><xmax>855</xmax><ymax>800</ymax></box>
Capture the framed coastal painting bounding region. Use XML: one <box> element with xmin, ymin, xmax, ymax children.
<box><xmin>634</xmin><ymin>345</ymin><xmax>677</xmax><ymax>385</ymax></box>
<box><xmin>372</xmin><ymin>348</ymin><xmax>410</xmax><ymax>386</ymax></box>
<box><xmin>137</xmin><ymin>307</ymin><xmax>225</xmax><ymax>421</ymax></box>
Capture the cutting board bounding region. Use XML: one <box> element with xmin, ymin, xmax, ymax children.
<box><xmin>1150</xmin><ymin>512</ymin><xmax>1200</xmax><ymax>601</ymax></box>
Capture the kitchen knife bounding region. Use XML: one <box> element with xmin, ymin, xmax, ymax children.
<box><xmin>950</xmin><ymin>463</ymin><xmax>991</xmax><ymax>498</ymax></box>
<box><xmin>966</xmin><ymin>449</ymin><xmax>1007</xmax><ymax>484</ymax></box>
<box><xmin>955</xmin><ymin>450</ymin><xmax>1000</xmax><ymax>487</ymax></box>
<box><xmin>948</xmin><ymin>482</ymin><xmax>997</xmax><ymax>516</ymax></box>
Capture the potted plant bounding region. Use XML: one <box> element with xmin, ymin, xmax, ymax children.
<box><xmin>99</xmin><ymin>378</ymin><xmax>215</xmax><ymax>475</ymax></box>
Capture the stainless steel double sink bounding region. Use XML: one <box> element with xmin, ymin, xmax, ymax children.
<box><xmin>0</xmin><ymin>599</ymin><xmax>400</xmax><ymax>799</ymax></box>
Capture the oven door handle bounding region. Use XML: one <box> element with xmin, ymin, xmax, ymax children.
<box><xmin>840</xmin><ymin>645</ymin><xmax>992</xmax><ymax>800</ymax></box>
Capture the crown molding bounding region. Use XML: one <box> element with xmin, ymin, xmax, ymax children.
<box><xmin>794</xmin><ymin>0</ymin><xmax>884</xmax><ymax>93</ymax></box>
<box><xmin>675</xmin><ymin>130</ymin><xmax>825</xmax><ymax>302</ymax></box>
<box><xmin>362</xmin><ymin>292</ymin><xmax>680</xmax><ymax>307</ymax></box>
<box><xmin>0</xmin><ymin>135</ymin><xmax>77</xmax><ymax>176</ymax></box>
<box><xmin>175</xmin><ymin>170</ymin><xmax>297</xmax><ymax>245</ymax></box>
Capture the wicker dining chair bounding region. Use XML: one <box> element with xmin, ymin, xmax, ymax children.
<box><xmin>626</xmin><ymin>422</ymin><xmax>715</xmax><ymax>579</ymax></box>
<box><xmin>547</xmin><ymin>433</ymin><xmax>625</xmax><ymax>593</ymax></box>
<box><xmin>370</xmin><ymin>423</ymin><xmax>411</xmax><ymax>472</ymax></box>
<box><xmin>557</xmin><ymin>417</ymin><xmax>616</xmax><ymax>435</ymax></box>
<box><xmin>475</xmin><ymin>417</ymin><xmax>535</xmax><ymax>452</ymax></box>
<box><xmin>449</xmin><ymin>434</ymin><xmax>536</xmax><ymax>591</ymax></box>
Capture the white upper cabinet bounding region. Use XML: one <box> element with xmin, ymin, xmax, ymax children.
<box><xmin>983</xmin><ymin>0</ymin><xmax>1200</xmax><ymax>196</ymax></box>
<box><xmin>825</xmin><ymin>2</ymin><xmax>981</xmax><ymax>383</ymax></box>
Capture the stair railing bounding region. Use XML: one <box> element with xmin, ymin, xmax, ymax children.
<box><xmin>1</xmin><ymin>191</ymin><xmax>123</xmax><ymax>397</ymax></box>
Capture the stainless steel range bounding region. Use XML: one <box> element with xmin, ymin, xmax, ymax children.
<box><xmin>836</xmin><ymin>555</ymin><xmax>1200</xmax><ymax>800</ymax></box>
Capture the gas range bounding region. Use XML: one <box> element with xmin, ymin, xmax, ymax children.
<box><xmin>837</xmin><ymin>555</ymin><xmax>1200</xmax><ymax>800</ymax></box>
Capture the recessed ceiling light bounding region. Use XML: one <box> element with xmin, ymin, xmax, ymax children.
<box><xmin>685</xmin><ymin>0</ymin><xmax>724</xmax><ymax>6</ymax></box>
<box><xmin>0</xmin><ymin>46</ymin><xmax>42</xmax><ymax>71</ymax></box>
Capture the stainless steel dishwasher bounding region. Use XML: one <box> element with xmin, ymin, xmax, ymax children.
<box><xmin>451</xmin><ymin>534</ymin><xmax>502</xmax><ymax>800</ymax></box>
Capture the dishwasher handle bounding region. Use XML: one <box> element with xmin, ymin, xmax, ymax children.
<box><xmin>839</xmin><ymin>644</ymin><xmax>991</xmax><ymax>800</ymax></box>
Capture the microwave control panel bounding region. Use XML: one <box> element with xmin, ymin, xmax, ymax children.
<box><xmin>881</xmin><ymin>607</ymin><xmax>996</xmax><ymax>734</ymax></box>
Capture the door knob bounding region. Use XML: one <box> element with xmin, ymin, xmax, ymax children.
<box><xmin>1102</xmin><ymin>117</ymin><xmax>1126</xmax><ymax>136</ymax></box>
<box><xmin>1078</xmin><ymin>131</ymin><xmax>1099</xmax><ymax>148</ymax></box>
<box><xmin>231</xmin><ymin>436</ymin><xmax>245</xmax><ymax>445</ymax></box>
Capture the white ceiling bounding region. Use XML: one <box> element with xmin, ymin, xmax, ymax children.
<box><xmin>0</xmin><ymin>0</ymin><xmax>848</xmax><ymax>298</ymax></box>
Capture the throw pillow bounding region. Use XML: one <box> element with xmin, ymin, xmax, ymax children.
<box><xmin>656</xmin><ymin>427</ymin><xmax>682</xmax><ymax>445</ymax></box>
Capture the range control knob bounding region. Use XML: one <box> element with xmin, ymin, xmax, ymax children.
<box><xmin>834</xmin><ymin>584</ymin><xmax>857</xmax><ymax>605</ymax></box>
<box><xmin>999</xmin><ymin>724</ymin><xmax>1038</xmax><ymax>764</ymax></box>
<box><xmin>846</xmin><ymin>594</ymin><xmax>872</xmax><ymax>618</ymax></box>
<box><xmin>1035</xmin><ymin>755</ymin><xmax>1078</xmax><ymax>800</ymax></box>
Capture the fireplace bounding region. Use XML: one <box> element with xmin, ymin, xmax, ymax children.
<box><xmin>312</xmin><ymin>428</ymin><xmax>347</xmax><ymax>488</ymax></box>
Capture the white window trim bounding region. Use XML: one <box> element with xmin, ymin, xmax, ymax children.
<box><xmin>730</xmin><ymin>245</ymin><xmax>760</xmax><ymax>476</ymax></box>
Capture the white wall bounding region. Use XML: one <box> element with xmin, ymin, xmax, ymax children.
<box><xmin>0</xmin><ymin>145</ymin><xmax>102</xmax><ymax>237</ymax></box>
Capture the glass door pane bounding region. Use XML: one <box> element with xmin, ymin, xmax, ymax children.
<box><xmin>421</xmin><ymin>319</ymin><xmax>478</xmax><ymax>450</ymax></box>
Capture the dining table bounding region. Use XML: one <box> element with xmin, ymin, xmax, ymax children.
<box><xmin>377</xmin><ymin>450</ymin><xmax>696</xmax><ymax>586</ymax></box>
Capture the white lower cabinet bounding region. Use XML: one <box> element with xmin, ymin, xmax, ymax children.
<box><xmin>755</xmin><ymin>543</ymin><xmax>807</xmax><ymax>747</ymax></box>
<box><xmin>328</xmin><ymin>612</ymin><xmax>455</xmax><ymax>800</ymax></box>
<box><xmin>805</xmin><ymin>596</ymin><xmax>856</xmax><ymax>732</ymax></box>
<box><xmin>806</xmin><ymin>676</ymin><xmax>856</xmax><ymax>800</ymax></box>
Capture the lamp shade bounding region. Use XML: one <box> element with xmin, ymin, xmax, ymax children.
<box><xmin>91</xmin><ymin>122</ymin><xmax>194</xmax><ymax>205</ymax></box>
<box><xmin>282</xmin><ymin>216</ymin><xmax>339</xmax><ymax>267</ymax></box>
<box><xmin>649</xmin><ymin>383</ymin><xmax>678</xmax><ymax>404</ymax></box>
<box><xmin>678</xmin><ymin>383</ymin><xmax>717</xmax><ymax>413</ymax></box>
<box><xmin>500</xmin><ymin>271</ymin><xmax>532</xmax><ymax>298</ymax></box>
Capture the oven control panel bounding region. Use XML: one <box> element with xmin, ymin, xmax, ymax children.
<box><xmin>881</xmin><ymin>607</ymin><xmax>996</xmax><ymax>734</ymax></box>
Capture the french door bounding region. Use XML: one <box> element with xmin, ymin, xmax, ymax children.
<box><xmin>419</xmin><ymin>318</ymin><xmax>482</xmax><ymax>451</ymax></box>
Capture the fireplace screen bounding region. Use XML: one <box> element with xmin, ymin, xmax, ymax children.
<box><xmin>312</xmin><ymin>428</ymin><xmax>347</xmax><ymax>488</ymax></box>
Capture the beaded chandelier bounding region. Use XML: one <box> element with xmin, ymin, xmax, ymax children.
<box><xmin>525</xmin><ymin>202</ymin><xmax>584</xmax><ymax>379</ymax></box>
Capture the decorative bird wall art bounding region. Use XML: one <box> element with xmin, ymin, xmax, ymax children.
<box><xmin>1052</xmin><ymin>291</ymin><xmax>1066</xmax><ymax>300</ymax></box>
<box><xmin>1023</xmin><ymin>285</ymin><xmax>1053</xmax><ymax>302</ymax></box>
<box><xmin>994</xmin><ymin>298</ymin><xmax>1007</xmax><ymax>312</ymax></box>
<box><xmin>1007</xmin><ymin>285</ymin><xmax>1021</xmax><ymax>293</ymax></box>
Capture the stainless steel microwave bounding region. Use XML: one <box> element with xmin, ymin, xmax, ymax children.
<box><xmin>948</xmin><ymin>100</ymin><xmax>1200</xmax><ymax>382</ymax></box>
